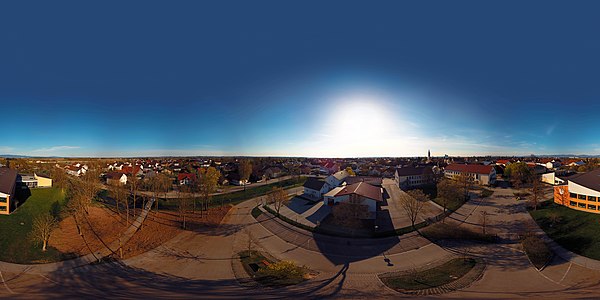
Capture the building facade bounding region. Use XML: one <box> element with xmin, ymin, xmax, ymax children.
<box><xmin>444</xmin><ymin>164</ymin><xmax>497</xmax><ymax>185</ymax></box>
<box><xmin>554</xmin><ymin>169</ymin><xmax>600</xmax><ymax>213</ymax></box>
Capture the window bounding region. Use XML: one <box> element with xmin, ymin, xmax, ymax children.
<box><xmin>589</xmin><ymin>205</ymin><xmax>597</xmax><ymax>210</ymax></box>
<box><xmin>570</xmin><ymin>201</ymin><xmax>577</xmax><ymax>206</ymax></box>
<box><xmin>570</xmin><ymin>193</ymin><xmax>578</xmax><ymax>198</ymax></box>
<box><xmin>0</xmin><ymin>206</ymin><xmax>6</xmax><ymax>211</ymax></box>
<box><xmin>579</xmin><ymin>202</ymin><xmax>587</xmax><ymax>208</ymax></box>
<box><xmin>579</xmin><ymin>194</ymin><xmax>587</xmax><ymax>200</ymax></box>
<box><xmin>589</xmin><ymin>196</ymin><xmax>597</xmax><ymax>202</ymax></box>
<box><xmin>0</xmin><ymin>197</ymin><xmax>6</xmax><ymax>203</ymax></box>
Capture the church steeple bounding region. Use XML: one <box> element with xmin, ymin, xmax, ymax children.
<box><xmin>428</xmin><ymin>150</ymin><xmax>431</xmax><ymax>160</ymax></box>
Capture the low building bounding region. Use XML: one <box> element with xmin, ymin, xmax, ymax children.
<box><xmin>444</xmin><ymin>164</ymin><xmax>497</xmax><ymax>185</ymax></box>
<box><xmin>323</xmin><ymin>182</ymin><xmax>383</xmax><ymax>219</ymax></box>
<box><xmin>554</xmin><ymin>169</ymin><xmax>600</xmax><ymax>213</ymax></box>
<box><xmin>303</xmin><ymin>177</ymin><xmax>330</xmax><ymax>200</ymax></box>
<box><xmin>34</xmin><ymin>173</ymin><xmax>53</xmax><ymax>187</ymax></box>
<box><xmin>541</xmin><ymin>172</ymin><xmax>566</xmax><ymax>185</ymax></box>
<box><xmin>394</xmin><ymin>166</ymin><xmax>434</xmax><ymax>190</ymax></box>
<box><xmin>106</xmin><ymin>172</ymin><xmax>128</xmax><ymax>185</ymax></box>
<box><xmin>325</xmin><ymin>170</ymin><xmax>349</xmax><ymax>188</ymax></box>
<box><xmin>178</xmin><ymin>173</ymin><xmax>197</xmax><ymax>185</ymax></box>
<box><xmin>0</xmin><ymin>167</ymin><xmax>18</xmax><ymax>215</ymax></box>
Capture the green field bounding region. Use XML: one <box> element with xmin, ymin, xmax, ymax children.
<box><xmin>0</xmin><ymin>187</ymin><xmax>68</xmax><ymax>263</ymax></box>
<box><xmin>380</xmin><ymin>258</ymin><xmax>477</xmax><ymax>290</ymax></box>
<box><xmin>530</xmin><ymin>201</ymin><xmax>600</xmax><ymax>260</ymax></box>
<box><xmin>161</xmin><ymin>177</ymin><xmax>306</xmax><ymax>209</ymax></box>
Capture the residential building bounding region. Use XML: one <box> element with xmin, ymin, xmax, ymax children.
<box><xmin>303</xmin><ymin>177</ymin><xmax>330</xmax><ymax>200</ymax></box>
<box><xmin>394</xmin><ymin>166</ymin><xmax>434</xmax><ymax>190</ymax></box>
<box><xmin>323</xmin><ymin>182</ymin><xmax>383</xmax><ymax>219</ymax></box>
<box><xmin>554</xmin><ymin>169</ymin><xmax>600</xmax><ymax>213</ymax></box>
<box><xmin>325</xmin><ymin>170</ymin><xmax>349</xmax><ymax>188</ymax></box>
<box><xmin>0</xmin><ymin>167</ymin><xmax>18</xmax><ymax>215</ymax></box>
<box><xmin>178</xmin><ymin>173</ymin><xmax>197</xmax><ymax>185</ymax></box>
<box><xmin>444</xmin><ymin>164</ymin><xmax>497</xmax><ymax>185</ymax></box>
<box><xmin>106</xmin><ymin>172</ymin><xmax>128</xmax><ymax>185</ymax></box>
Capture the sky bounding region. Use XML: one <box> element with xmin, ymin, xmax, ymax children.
<box><xmin>1</xmin><ymin>1</ymin><xmax>600</xmax><ymax>158</ymax></box>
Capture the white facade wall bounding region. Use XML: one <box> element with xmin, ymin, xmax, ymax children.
<box><xmin>569</xmin><ymin>182</ymin><xmax>600</xmax><ymax>198</ymax></box>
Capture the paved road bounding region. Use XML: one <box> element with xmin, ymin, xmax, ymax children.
<box><xmin>4</xmin><ymin>184</ymin><xmax>600</xmax><ymax>298</ymax></box>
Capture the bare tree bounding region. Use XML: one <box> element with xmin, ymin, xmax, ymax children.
<box><xmin>128</xmin><ymin>173</ymin><xmax>139</xmax><ymax>218</ymax></box>
<box><xmin>401</xmin><ymin>190</ymin><xmax>429</xmax><ymax>228</ymax></box>
<box><xmin>239</xmin><ymin>160</ymin><xmax>253</xmax><ymax>191</ymax></box>
<box><xmin>30</xmin><ymin>213</ymin><xmax>58</xmax><ymax>251</ymax></box>
<box><xmin>177</xmin><ymin>185</ymin><xmax>191</xmax><ymax>229</ymax></box>
<box><xmin>529</xmin><ymin>175</ymin><xmax>544</xmax><ymax>211</ymax></box>
<box><xmin>268</xmin><ymin>187</ymin><xmax>288</xmax><ymax>216</ymax></box>
<box><xmin>109</xmin><ymin>181</ymin><xmax>127</xmax><ymax>218</ymax></box>
<box><xmin>454</xmin><ymin>172</ymin><xmax>473</xmax><ymax>201</ymax></box>
<box><xmin>436</xmin><ymin>178</ymin><xmax>461</xmax><ymax>219</ymax></box>
<box><xmin>51</xmin><ymin>167</ymin><xmax>69</xmax><ymax>194</ymax></box>
<box><xmin>404</xmin><ymin>189</ymin><xmax>428</xmax><ymax>228</ymax></box>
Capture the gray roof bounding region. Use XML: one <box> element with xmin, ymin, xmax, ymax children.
<box><xmin>0</xmin><ymin>167</ymin><xmax>18</xmax><ymax>195</ymax></box>
<box><xmin>395</xmin><ymin>166</ymin><xmax>433</xmax><ymax>177</ymax></box>
<box><xmin>569</xmin><ymin>169</ymin><xmax>600</xmax><ymax>191</ymax></box>
<box><xmin>303</xmin><ymin>177</ymin><xmax>327</xmax><ymax>191</ymax></box>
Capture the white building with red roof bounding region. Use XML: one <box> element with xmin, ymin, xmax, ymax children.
<box><xmin>323</xmin><ymin>181</ymin><xmax>383</xmax><ymax>219</ymax></box>
<box><xmin>444</xmin><ymin>164</ymin><xmax>497</xmax><ymax>186</ymax></box>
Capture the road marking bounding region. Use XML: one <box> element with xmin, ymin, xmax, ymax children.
<box><xmin>560</xmin><ymin>263</ymin><xmax>572</xmax><ymax>283</ymax></box>
<box><xmin>0</xmin><ymin>271</ymin><xmax>16</xmax><ymax>294</ymax></box>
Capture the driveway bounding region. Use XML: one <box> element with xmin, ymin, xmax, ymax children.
<box><xmin>380</xmin><ymin>178</ymin><xmax>443</xmax><ymax>230</ymax></box>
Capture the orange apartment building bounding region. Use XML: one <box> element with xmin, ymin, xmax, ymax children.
<box><xmin>0</xmin><ymin>167</ymin><xmax>18</xmax><ymax>215</ymax></box>
<box><xmin>554</xmin><ymin>168</ymin><xmax>600</xmax><ymax>213</ymax></box>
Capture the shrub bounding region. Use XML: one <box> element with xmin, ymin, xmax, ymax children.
<box><xmin>257</xmin><ymin>260</ymin><xmax>306</xmax><ymax>281</ymax></box>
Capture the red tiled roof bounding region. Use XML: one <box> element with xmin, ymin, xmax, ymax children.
<box><xmin>445</xmin><ymin>164</ymin><xmax>494</xmax><ymax>175</ymax></box>
<box><xmin>178</xmin><ymin>173</ymin><xmax>197</xmax><ymax>181</ymax></box>
<box><xmin>335</xmin><ymin>182</ymin><xmax>383</xmax><ymax>202</ymax></box>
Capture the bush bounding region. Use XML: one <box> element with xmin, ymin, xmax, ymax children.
<box><xmin>257</xmin><ymin>260</ymin><xmax>306</xmax><ymax>283</ymax></box>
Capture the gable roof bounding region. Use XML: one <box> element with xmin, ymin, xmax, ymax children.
<box><xmin>335</xmin><ymin>182</ymin><xmax>383</xmax><ymax>202</ymax></box>
<box><xmin>178</xmin><ymin>173</ymin><xmax>197</xmax><ymax>181</ymax></box>
<box><xmin>445</xmin><ymin>164</ymin><xmax>494</xmax><ymax>175</ymax></box>
<box><xmin>105</xmin><ymin>172</ymin><xmax>126</xmax><ymax>180</ymax></box>
<box><xmin>330</xmin><ymin>170</ymin><xmax>349</xmax><ymax>181</ymax></box>
<box><xmin>303</xmin><ymin>177</ymin><xmax>327</xmax><ymax>191</ymax></box>
<box><xmin>344</xmin><ymin>176</ymin><xmax>383</xmax><ymax>186</ymax></box>
<box><xmin>0</xmin><ymin>167</ymin><xmax>17</xmax><ymax>195</ymax></box>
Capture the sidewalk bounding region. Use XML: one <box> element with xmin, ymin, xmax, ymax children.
<box><xmin>0</xmin><ymin>198</ymin><xmax>155</xmax><ymax>274</ymax></box>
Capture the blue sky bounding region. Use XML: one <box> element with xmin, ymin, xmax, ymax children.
<box><xmin>1</xmin><ymin>1</ymin><xmax>600</xmax><ymax>157</ymax></box>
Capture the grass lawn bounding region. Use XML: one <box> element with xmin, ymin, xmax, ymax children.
<box><xmin>162</xmin><ymin>177</ymin><xmax>306</xmax><ymax>210</ymax></box>
<box><xmin>530</xmin><ymin>200</ymin><xmax>600</xmax><ymax>260</ymax></box>
<box><xmin>0</xmin><ymin>187</ymin><xmax>68</xmax><ymax>263</ymax></box>
<box><xmin>380</xmin><ymin>258</ymin><xmax>477</xmax><ymax>290</ymax></box>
